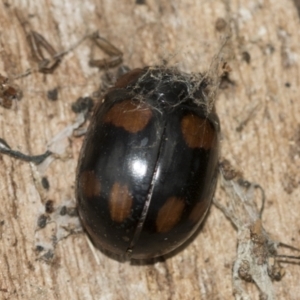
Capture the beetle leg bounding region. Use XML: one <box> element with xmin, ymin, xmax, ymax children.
<box><xmin>89</xmin><ymin>32</ymin><xmax>123</xmax><ymax>69</ymax></box>
<box><xmin>27</xmin><ymin>31</ymin><xmax>61</xmax><ymax>74</ymax></box>
<box><xmin>16</xmin><ymin>10</ymin><xmax>61</xmax><ymax>74</ymax></box>
<box><xmin>16</xmin><ymin>10</ymin><xmax>89</xmax><ymax>76</ymax></box>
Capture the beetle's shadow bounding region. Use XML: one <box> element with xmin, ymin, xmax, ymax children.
<box><xmin>87</xmin><ymin>207</ymin><xmax>212</xmax><ymax>266</ymax></box>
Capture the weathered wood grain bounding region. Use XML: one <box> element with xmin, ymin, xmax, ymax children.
<box><xmin>0</xmin><ymin>0</ymin><xmax>299</xmax><ymax>299</ymax></box>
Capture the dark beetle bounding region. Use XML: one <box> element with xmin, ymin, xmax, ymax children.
<box><xmin>76</xmin><ymin>67</ymin><xmax>220</xmax><ymax>259</ymax></box>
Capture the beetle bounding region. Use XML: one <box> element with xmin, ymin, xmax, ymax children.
<box><xmin>76</xmin><ymin>66</ymin><xmax>220</xmax><ymax>260</ymax></box>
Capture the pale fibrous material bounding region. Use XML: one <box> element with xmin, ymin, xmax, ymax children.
<box><xmin>214</xmin><ymin>159</ymin><xmax>285</xmax><ymax>300</ymax></box>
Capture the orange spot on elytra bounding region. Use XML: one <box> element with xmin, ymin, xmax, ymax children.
<box><xmin>181</xmin><ymin>114</ymin><xmax>216</xmax><ymax>149</ymax></box>
<box><xmin>156</xmin><ymin>197</ymin><xmax>185</xmax><ymax>233</ymax></box>
<box><xmin>109</xmin><ymin>183</ymin><xmax>133</xmax><ymax>223</ymax></box>
<box><xmin>79</xmin><ymin>170</ymin><xmax>101</xmax><ymax>198</ymax></box>
<box><xmin>104</xmin><ymin>100</ymin><xmax>152</xmax><ymax>133</ymax></box>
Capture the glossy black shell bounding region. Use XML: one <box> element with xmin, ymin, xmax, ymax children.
<box><xmin>76</xmin><ymin>67</ymin><xmax>220</xmax><ymax>259</ymax></box>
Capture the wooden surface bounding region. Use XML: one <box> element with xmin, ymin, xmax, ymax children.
<box><xmin>0</xmin><ymin>0</ymin><xmax>300</xmax><ymax>299</ymax></box>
